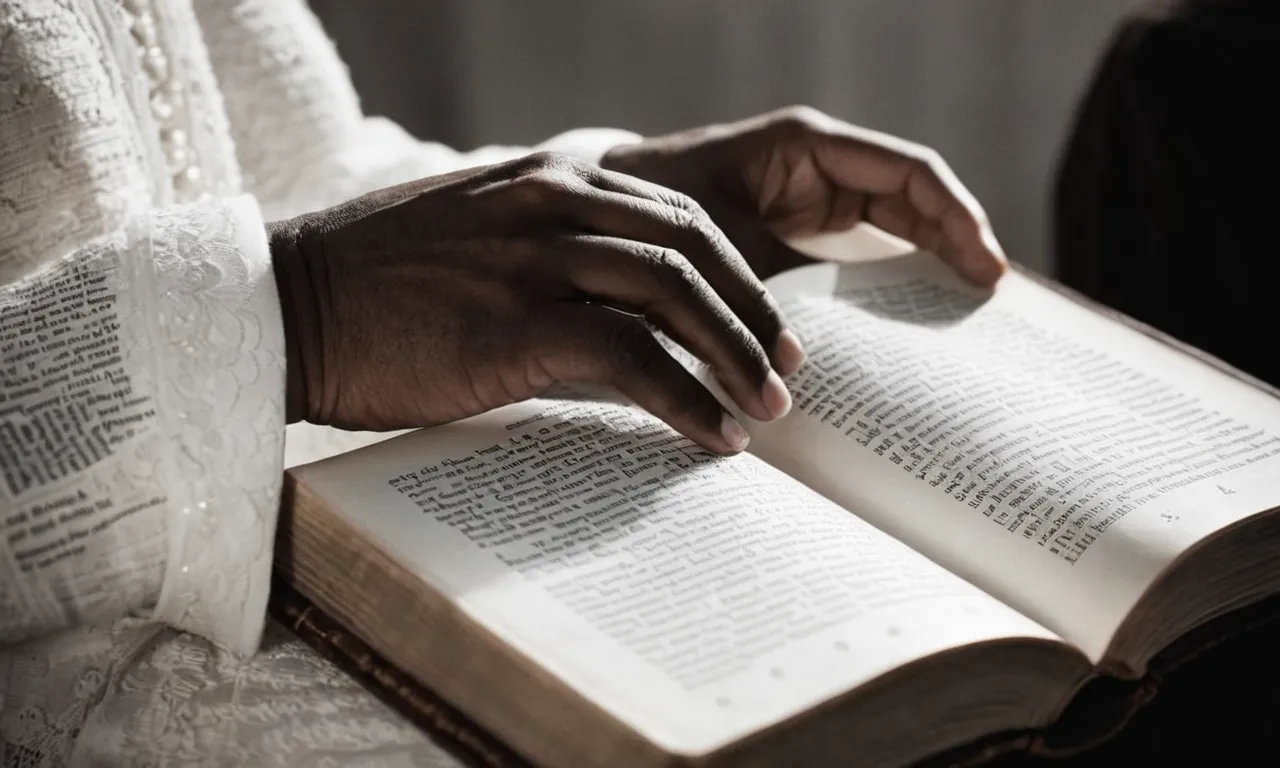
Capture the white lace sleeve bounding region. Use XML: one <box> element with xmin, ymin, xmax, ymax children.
<box><xmin>0</xmin><ymin>195</ymin><xmax>285</xmax><ymax>657</ymax></box>
<box><xmin>192</xmin><ymin>0</ymin><xmax>641</xmax><ymax>220</ymax></box>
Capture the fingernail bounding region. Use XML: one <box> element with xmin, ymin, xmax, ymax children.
<box><xmin>721</xmin><ymin>413</ymin><xmax>750</xmax><ymax>451</ymax></box>
<box><xmin>774</xmin><ymin>329</ymin><xmax>807</xmax><ymax>376</ymax></box>
<box><xmin>762</xmin><ymin>370</ymin><xmax>793</xmax><ymax>420</ymax></box>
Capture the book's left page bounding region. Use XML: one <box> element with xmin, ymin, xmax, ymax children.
<box><xmin>288</xmin><ymin>394</ymin><xmax>1068</xmax><ymax>762</ymax></box>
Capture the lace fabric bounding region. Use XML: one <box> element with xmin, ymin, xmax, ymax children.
<box><xmin>1</xmin><ymin>0</ymin><xmax>637</xmax><ymax>763</ymax></box>
<box><xmin>4</xmin><ymin>620</ymin><xmax>467</xmax><ymax>768</ymax></box>
<box><xmin>141</xmin><ymin>197</ymin><xmax>285</xmax><ymax>656</ymax></box>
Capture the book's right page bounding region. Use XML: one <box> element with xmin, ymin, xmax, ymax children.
<box><xmin>738</xmin><ymin>251</ymin><xmax>1280</xmax><ymax>663</ymax></box>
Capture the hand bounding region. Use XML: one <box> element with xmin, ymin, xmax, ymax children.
<box><xmin>269</xmin><ymin>152</ymin><xmax>806</xmax><ymax>454</ymax></box>
<box><xmin>601</xmin><ymin>106</ymin><xmax>1007</xmax><ymax>285</ymax></box>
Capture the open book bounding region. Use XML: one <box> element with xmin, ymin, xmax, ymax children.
<box><xmin>277</xmin><ymin>234</ymin><xmax>1280</xmax><ymax>768</ymax></box>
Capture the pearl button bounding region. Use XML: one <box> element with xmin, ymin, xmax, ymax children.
<box><xmin>166</xmin><ymin>144</ymin><xmax>190</xmax><ymax>171</ymax></box>
<box><xmin>143</xmin><ymin>47</ymin><xmax>168</xmax><ymax>81</ymax></box>
<box><xmin>126</xmin><ymin>0</ymin><xmax>205</xmax><ymax>201</ymax></box>
<box><xmin>175</xmin><ymin>165</ymin><xmax>203</xmax><ymax>190</ymax></box>
<box><xmin>150</xmin><ymin>93</ymin><xmax>174</xmax><ymax>123</ymax></box>
<box><xmin>161</xmin><ymin>128</ymin><xmax>188</xmax><ymax>149</ymax></box>
<box><xmin>131</xmin><ymin>14</ymin><xmax>157</xmax><ymax>48</ymax></box>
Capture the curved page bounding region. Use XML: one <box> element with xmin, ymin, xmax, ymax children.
<box><xmin>293</xmin><ymin>395</ymin><xmax>1058</xmax><ymax>756</ymax></box>
<box><xmin>745</xmin><ymin>253</ymin><xmax>1280</xmax><ymax>662</ymax></box>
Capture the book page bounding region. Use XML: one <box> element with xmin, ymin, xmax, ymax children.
<box><xmin>291</xmin><ymin>394</ymin><xmax>1059</xmax><ymax>756</ymax></box>
<box><xmin>743</xmin><ymin>252</ymin><xmax>1280</xmax><ymax>662</ymax></box>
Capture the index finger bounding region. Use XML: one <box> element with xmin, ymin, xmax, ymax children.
<box><xmin>807</xmin><ymin>122</ymin><xmax>1008</xmax><ymax>286</ymax></box>
<box><xmin>566</xmin><ymin>167</ymin><xmax>807</xmax><ymax>375</ymax></box>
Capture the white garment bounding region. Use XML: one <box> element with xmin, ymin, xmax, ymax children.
<box><xmin>0</xmin><ymin>0</ymin><xmax>639</xmax><ymax>764</ymax></box>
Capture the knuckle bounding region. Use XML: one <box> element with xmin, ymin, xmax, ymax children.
<box><xmin>513</xmin><ymin>171</ymin><xmax>580</xmax><ymax>206</ymax></box>
<box><xmin>520</xmin><ymin>150</ymin><xmax>565</xmax><ymax>171</ymax></box>
<box><xmin>665</xmin><ymin>201</ymin><xmax>724</xmax><ymax>255</ymax></box>
<box><xmin>964</xmin><ymin>199</ymin><xmax>991</xmax><ymax>229</ymax></box>
<box><xmin>910</xmin><ymin>146</ymin><xmax>946</xmax><ymax>176</ymax></box>
<box><xmin>664</xmin><ymin>190</ymin><xmax>705</xmax><ymax>216</ymax></box>
<box><xmin>534</xmin><ymin>170</ymin><xmax>578</xmax><ymax>195</ymax></box>
<box><xmin>774</xmin><ymin>104</ymin><xmax>827</xmax><ymax>134</ymax></box>
<box><xmin>670</xmin><ymin>206</ymin><xmax>707</xmax><ymax>240</ymax></box>
<box><xmin>522</xmin><ymin>150</ymin><xmax>589</xmax><ymax>178</ymax></box>
<box><xmin>904</xmin><ymin>156</ymin><xmax>937</xmax><ymax>189</ymax></box>
<box><xmin>748</xmin><ymin>281</ymin><xmax>780</xmax><ymax>318</ymax></box>
<box><xmin>647</xmin><ymin>247</ymin><xmax>700</xmax><ymax>297</ymax></box>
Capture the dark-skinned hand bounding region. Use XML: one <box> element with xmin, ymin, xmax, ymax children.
<box><xmin>601</xmin><ymin>105</ymin><xmax>1007</xmax><ymax>285</ymax></box>
<box><xmin>270</xmin><ymin>151</ymin><xmax>804</xmax><ymax>455</ymax></box>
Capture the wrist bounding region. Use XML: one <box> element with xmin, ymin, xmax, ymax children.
<box><xmin>268</xmin><ymin>219</ymin><xmax>316</xmax><ymax>424</ymax></box>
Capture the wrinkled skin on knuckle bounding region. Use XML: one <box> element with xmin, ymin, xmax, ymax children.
<box><xmin>669</xmin><ymin>205</ymin><xmax>709</xmax><ymax>244</ymax></box>
<box><xmin>662</xmin><ymin>189</ymin><xmax>707</xmax><ymax>218</ymax></box>
<box><xmin>521</xmin><ymin>150</ymin><xmax>591</xmax><ymax>180</ymax></box>
<box><xmin>505</xmin><ymin>167</ymin><xmax>580</xmax><ymax>211</ymax></box>
<box><xmin>518</xmin><ymin>150</ymin><xmax>566</xmax><ymax>173</ymax></box>
<box><xmin>646</xmin><ymin>247</ymin><xmax>700</xmax><ymax>302</ymax></box>
<box><xmin>662</xmin><ymin>203</ymin><xmax>731</xmax><ymax>267</ymax></box>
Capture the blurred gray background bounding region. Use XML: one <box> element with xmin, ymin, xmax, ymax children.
<box><xmin>309</xmin><ymin>0</ymin><xmax>1145</xmax><ymax>272</ymax></box>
